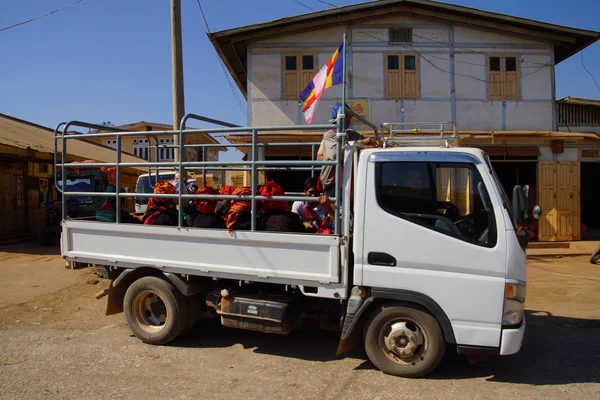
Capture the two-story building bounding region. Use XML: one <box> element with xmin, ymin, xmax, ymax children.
<box><xmin>210</xmin><ymin>0</ymin><xmax>600</xmax><ymax>241</ymax></box>
<box><xmin>85</xmin><ymin>121</ymin><xmax>223</xmax><ymax>163</ymax></box>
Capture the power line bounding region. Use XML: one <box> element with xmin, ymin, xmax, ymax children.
<box><xmin>315</xmin><ymin>0</ymin><xmax>552</xmax><ymax>67</ymax></box>
<box><xmin>358</xmin><ymin>30</ymin><xmax>550</xmax><ymax>84</ymax></box>
<box><xmin>195</xmin><ymin>0</ymin><xmax>247</xmax><ymax>117</ymax></box>
<box><xmin>195</xmin><ymin>0</ymin><xmax>211</xmax><ymax>31</ymax></box>
<box><xmin>313</xmin><ymin>0</ymin><xmax>552</xmax><ymax>84</ymax></box>
<box><xmin>581</xmin><ymin>50</ymin><xmax>600</xmax><ymax>93</ymax></box>
<box><xmin>0</xmin><ymin>0</ymin><xmax>84</xmax><ymax>33</ymax></box>
<box><xmin>293</xmin><ymin>0</ymin><xmax>316</xmax><ymax>12</ymax></box>
<box><xmin>316</xmin><ymin>0</ymin><xmax>340</xmax><ymax>8</ymax></box>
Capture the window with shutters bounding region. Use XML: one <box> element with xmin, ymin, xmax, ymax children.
<box><xmin>283</xmin><ymin>54</ymin><xmax>316</xmax><ymax>99</ymax></box>
<box><xmin>385</xmin><ymin>53</ymin><xmax>419</xmax><ymax>99</ymax></box>
<box><xmin>132</xmin><ymin>139</ymin><xmax>150</xmax><ymax>161</ymax></box>
<box><xmin>488</xmin><ymin>55</ymin><xmax>520</xmax><ymax>100</ymax></box>
<box><xmin>388</xmin><ymin>28</ymin><xmax>412</xmax><ymax>43</ymax></box>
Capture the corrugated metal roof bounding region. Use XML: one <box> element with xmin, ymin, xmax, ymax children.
<box><xmin>557</xmin><ymin>97</ymin><xmax>600</xmax><ymax>107</ymax></box>
<box><xmin>0</xmin><ymin>114</ymin><xmax>146</xmax><ymax>170</ymax></box>
<box><xmin>210</xmin><ymin>0</ymin><xmax>600</xmax><ymax>95</ymax></box>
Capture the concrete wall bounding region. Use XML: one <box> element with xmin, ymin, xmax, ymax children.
<box><xmin>248</xmin><ymin>14</ymin><xmax>556</xmax><ymax>132</ymax></box>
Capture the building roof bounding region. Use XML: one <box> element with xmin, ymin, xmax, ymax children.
<box><xmin>112</xmin><ymin>120</ymin><xmax>227</xmax><ymax>151</ymax></box>
<box><xmin>558</xmin><ymin>97</ymin><xmax>600</xmax><ymax>107</ymax></box>
<box><xmin>0</xmin><ymin>114</ymin><xmax>146</xmax><ymax>172</ymax></box>
<box><xmin>210</xmin><ymin>0</ymin><xmax>600</xmax><ymax>96</ymax></box>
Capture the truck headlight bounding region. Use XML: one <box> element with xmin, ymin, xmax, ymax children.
<box><xmin>502</xmin><ymin>280</ymin><xmax>526</xmax><ymax>327</ymax></box>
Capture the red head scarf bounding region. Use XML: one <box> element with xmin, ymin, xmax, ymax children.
<box><xmin>226</xmin><ymin>187</ymin><xmax>252</xmax><ymax>232</ymax></box>
<box><xmin>259</xmin><ymin>180</ymin><xmax>290</xmax><ymax>212</ymax></box>
<box><xmin>147</xmin><ymin>181</ymin><xmax>176</xmax><ymax>210</ymax></box>
<box><xmin>195</xmin><ymin>186</ymin><xmax>219</xmax><ymax>214</ymax></box>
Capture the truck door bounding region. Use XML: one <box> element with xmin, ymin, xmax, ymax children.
<box><xmin>355</xmin><ymin>151</ymin><xmax>508</xmax><ymax>348</ymax></box>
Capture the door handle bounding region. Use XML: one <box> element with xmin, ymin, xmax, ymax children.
<box><xmin>368</xmin><ymin>252</ymin><xmax>397</xmax><ymax>267</ymax></box>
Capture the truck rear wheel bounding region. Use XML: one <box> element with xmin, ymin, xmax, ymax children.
<box><xmin>123</xmin><ymin>277</ymin><xmax>189</xmax><ymax>345</ymax></box>
<box><xmin>364</xmin><ymin>304</ymin><xmax>445</xmax><ymax>378</ymax></box>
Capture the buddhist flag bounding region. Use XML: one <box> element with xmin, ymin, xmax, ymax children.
<box><xmin>299</xmin><ymin>42</ymin><xmax>344</xmax><ymax>124</ymax></box>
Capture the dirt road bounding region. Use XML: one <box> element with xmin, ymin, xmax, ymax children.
<box><xmin>0</xmin><ymin>244</ymin><xmax>599</xmax><ymax>399</ymax></box>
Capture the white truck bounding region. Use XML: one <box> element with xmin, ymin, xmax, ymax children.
<box><xmin>56</xmin><ymin>116</ymin><xmax>537</xmax><ymax>378</ymax></box>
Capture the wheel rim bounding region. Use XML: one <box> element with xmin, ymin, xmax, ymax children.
<box><xmin>378</xmin><ymin>318</ymin><xmax>428</xmax><ymax>365</ymax></box>
<box><xmin>131</xmin><ymin>290</ymin><xmax>168</xmax><ymax>333</ymax></box>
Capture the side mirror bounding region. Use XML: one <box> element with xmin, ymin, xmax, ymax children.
<box><xmin>532</xmin><ymin>205</ymin><xmax>542</xmax><ymax>220</ymax></box>
<box><xmin>512</xmin><ymin>185</ymin><xmax>527</xmax><ymax>225</ymax></box>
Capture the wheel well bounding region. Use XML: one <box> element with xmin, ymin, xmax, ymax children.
<box><xmin>349</xmin><ymin>294</ymin><xmax>456</xmax><ymax>345</ymax></box>
<box><xmin>106</xmin><ymin>267</ymin><xmax>174</xmax><ymax>315</ymax></box>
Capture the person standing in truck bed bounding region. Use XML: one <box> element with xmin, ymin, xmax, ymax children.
<box><xmin>319</xmin><ymin>103</ymin><xmax>380</xmax><ymax>197</ymax></box>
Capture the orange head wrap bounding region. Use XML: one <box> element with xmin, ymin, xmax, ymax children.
<box><xmin>195</xmin><ymin>186</ymin><xmax>219</xmax><ymax>214</ymax></box>
<box><xmin>226</xmin><ymin>187</ymin><xmax>252</xmax><ymax>232</ymax></box>
<box><xmin>147</xmin><ymin>181</ymin><xmax>176</xmax><ymax>210</ymax></box>
<box><xmin>219</xmin><ymin>185</ymin><xmax>236</xmax><ymax>196</ymax></box>
<box><xmin>259</xmin><ymin>180</ymin><xmax>290</xmax><ymax>212</ymax></box>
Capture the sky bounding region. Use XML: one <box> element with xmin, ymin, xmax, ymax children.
<box><xmin>1</xmin><ymin>0</ymin><xmax>599</xmax><ymax>161</ymax></box>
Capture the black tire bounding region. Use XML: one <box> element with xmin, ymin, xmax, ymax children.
<box><xmin>363</xmin><ymin>304</ymin><xmax>446</xmax><ymax>378</ymax></box>
<box><xmin>591</xmin><ymin>246</ymin><xmax>600</xmax><ymax>265</ymax></box>
<box><xmin>182</xmin><ymin>294</ymin><xmax>201</xmax><ymax>335</ymax></box>
<box><xmin>123</xmin><ymin>276</ymin><xmax>189</xmax><ymax>345</ymax></box>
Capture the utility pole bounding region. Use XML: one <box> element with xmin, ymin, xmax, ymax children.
<box><xmin>171</xmin><ymin>0</ymin><xmax>185</xmax><ymax>162</ymax></box>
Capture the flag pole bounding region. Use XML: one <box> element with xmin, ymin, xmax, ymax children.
<box><xmin>339</xmin><ymin>33</ymin><xmax>347</xmax><ymax>138</ymax></box>
<box><xmin>334</xmin><ymin>33</ymin><xmax>347</xmax><ymax>235</ymax></box>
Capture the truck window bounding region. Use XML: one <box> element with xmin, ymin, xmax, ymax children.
<box><xmin>375</xmin><ymin>162</ymin><xmax>497</xmax><ymax>247</ymax></box>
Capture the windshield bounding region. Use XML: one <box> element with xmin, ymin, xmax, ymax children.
<box><xmin>135</xmin><ymin>173</ymin><xmax>175</xmax><ymax>205</ymax></box>
<box><xmin>484</xmin><ymin>154</ymin><xmax>517</xmax><ymax>231</ymax></box>
<box><xmin>57</xmin><ymin>178</ymin><xmax>93</xmax><ymax>203</ymax></box>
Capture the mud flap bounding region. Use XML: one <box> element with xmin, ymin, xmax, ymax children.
<box><xmin>336</xmin><ymin>328</ymin><xmax>361</xmax><ymax>355</ymax></box>
<box><xmin>105</xmin><ymin>283</ymin><xmax>124</xmax><ymax>316</ymax></box>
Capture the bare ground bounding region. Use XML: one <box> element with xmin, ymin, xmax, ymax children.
<box><xmin>0</xmin><ymin>244</ymin><xmax>599</xmax><ymax>399</ymax></box>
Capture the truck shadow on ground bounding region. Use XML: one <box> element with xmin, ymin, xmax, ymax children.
<box><xmin>0</xmin><ymin>243</ymin><xmax>60</xmax><ymax>256</ymax></box>
<box><xmin>175</xmin><ymin>309</ymin><xmax>600</xmax><ymax>385</ymax></box>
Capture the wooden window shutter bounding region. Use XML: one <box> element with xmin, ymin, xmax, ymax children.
<box><xmin>386</xmin><ymin>54</ymin><xmax>402</xmax><ymax>98</ymax></box>
<box><xmin>300</xmin><ymin>54</ymin><xmax>316</xmax><ymax>95</ymax></box>
<box><xmin>488</xmin><ymin>56</ymin><xmax>502</xmax><ymax>99</ymax></box>
<box><xmin>503</xmin><ymin>57</ymin><xmax>519</xmax><ymax>99</ymax></box>
<box><xmin>283</xmin><ymin>55</ymin><xmax>299</xmax><ymax>99</ymax></box>
<box><xmin>402</xmin><ymin>54</ymin><xmax>418</xmax><ymax>98</ymax></box>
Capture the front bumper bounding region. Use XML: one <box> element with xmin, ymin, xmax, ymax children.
<box><xmin>500</xmin><ymin>315</ymin><xmax>526</xmax><ymax>355</ymax></box>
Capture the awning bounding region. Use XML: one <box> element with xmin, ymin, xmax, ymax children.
<box><xmin>475</xmin><ymin>146</ymin><xmax>540</xmax><ymax>157</ymax></box>
<box><xmin>506</xmin><ymin>146</ymin><xmax>541</xmax><ymax>156</ymax></box>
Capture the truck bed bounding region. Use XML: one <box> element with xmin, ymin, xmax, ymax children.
<box><xmin>62</xmin><ymin>221</ymin><xmax>344</xmax><ymax>298</ymax></box>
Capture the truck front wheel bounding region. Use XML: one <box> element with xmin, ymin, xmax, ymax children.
<box><xmin>364</xmin><ymin>304</ymin><xmax>446</xmax><ymax>378</ymax></box>
<box><xmin>123</xmin><ymin>277</ymin><xmax>189</xmax><ymax>345</ymax></box>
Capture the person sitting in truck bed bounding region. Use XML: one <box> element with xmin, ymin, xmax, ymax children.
<box><xmin>190</xmin><ymin>186</ymin><xmax>225</xmax><ymax>229</ymax></box>
<box><xmin>259</xmin><ymin>180</ymin><xmax>304</xmax><ymax>233</ymax></box>
<box><xmin>142</xmin><ymin>181</ymin><xmax>178</xmax><ymax>226</ymax></box>
<box><xmin>225</xmin><ymin>187</ymin><xmax>254</xmax><ymax>232</ymax></box>
<box><xmin>96</xmin><ymin>185</ymin><xmax>139</xmax><ymax>224</ymax></box>
<box><xmin>291</xmin><ymin>177</ymin><xmax>335</xmax><ymax>234</ymax></box>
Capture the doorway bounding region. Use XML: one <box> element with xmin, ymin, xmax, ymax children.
<box><xmin>581</xmin><ymin>162</ymin><xmax>600</xmax><ymax>240</ymax></box>
<box><xmin>491</xmin><ymin>160</ymin><xmax>538</xmax><ymax>239</ymax></box>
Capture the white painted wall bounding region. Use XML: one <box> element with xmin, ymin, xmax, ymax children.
<box><xmin>248</xmin><ymin>16</ymin><xmax>555</xmax><ymax>132</ymax></box>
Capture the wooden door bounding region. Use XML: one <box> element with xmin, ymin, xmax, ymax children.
<box><xmin>556</xmin><ymin>162</ymin><xmax>580</xmax><ymax>241</ymax></box>
<box><xmin>537</xmin><ymin>162</ymin><xmax>557</xmax><ymax>241</ymax></box>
